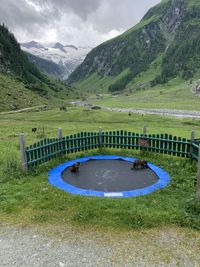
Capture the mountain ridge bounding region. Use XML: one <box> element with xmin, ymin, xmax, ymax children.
<box><xmin>25</xmin><ymin>52</ymin><xmax>67</xmax><ymax>80</ymax></box>
<box><xmin>21</xmin><ymin>41</ymin><xmax>92</xmax><ymax>80</ymax></box>
<box><xmin>21</xmin><ymin>40</ymin><xmax>46</xmax><ymax>50</ymax></box>
<box><xmin>68</xmin><ymin>0</ymin><xmax>200</xmax><ymax>93</ymax></box>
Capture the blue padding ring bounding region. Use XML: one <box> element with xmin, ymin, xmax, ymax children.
<box><xmin>48</xmin><ymin>155</ymin><xmax>170</xmax><ymax>198</ymax></box>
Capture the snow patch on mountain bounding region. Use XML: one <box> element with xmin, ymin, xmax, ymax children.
<box><xmin>21</xmin><ymin>41</ymin><xmax>92</xmax><ymax>79</ymax></box>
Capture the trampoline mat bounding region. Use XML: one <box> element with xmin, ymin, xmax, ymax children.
<box><xmin>61</xmin><ymin>159</ymin><xmax>159</xmax><ymax>192</ymax></box>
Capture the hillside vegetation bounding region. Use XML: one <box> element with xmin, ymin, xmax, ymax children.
<box><xmin>68</xmin><ymin>0</ymin><xmax>200</xmax><ymax>94</ymax></box>
<box><xmin>0</xmin><ymin>24</ymin><xmax>76</xmax><ymax>111</ymax></box>
<box><xmin>0</xmin><ymin>74</ymin><xmax>48</xmax><ymax>111</ymax></box>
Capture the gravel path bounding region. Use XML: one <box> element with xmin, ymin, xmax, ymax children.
<box><xmin>105</xmin><ymin>107</ymin><xmax>200</xmax><ymax>119</ymax></box>
<box><xmin>1</xmin><ymin>225</ymin><xmax>200</xmax><ymax>267</ymax></box>
<box><xmin>71</xmin><ymin>101</ymin><xmax>200</xmax><ymax>119</ymax></box>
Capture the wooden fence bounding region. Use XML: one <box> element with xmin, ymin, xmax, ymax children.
<box><xmin>19</xmin><ymin>128</ymin><xmax>199</xmax><ymax>171</ymax></box>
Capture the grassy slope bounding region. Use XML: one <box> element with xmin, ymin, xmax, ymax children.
<box><xmin>1</xmin><ymin>107</ymin><xmax>200</xmax><ymax>230</ymax></box>
<box><xmin>0</xmin><ymin>73</ymin><xmax>80</xmax><ymax>112</ymax></box>
<box><xmin>0</xmin><ymin>74</ymin><xmax>49</xmax><ymax>111</ymax></box>
<box><xmin>73</xmin><ymin>55</ymin><xmax>159</xmax><ymax>95</ymax></box>
<box><xmin>70</xmin><ymin>9</ymin><xmax>163</xmax><ymax>90</ymax></box>
<box><xmin>0</xmin><ymin>25</ymin><xmax>79</xmax><ymax>112</ymax></box>
<box><xmin>75</xmin><ymin>69</ymin><xmax>130</xmax><ymax>93</ymax></box>
<box><xmin>74</xmin><ymin>55</ymin><xmax>199</xmax><ymax>112</ymax></box>
<box><xmin>74</xmin><ymin>55</ymin><xmax>162</xmax><ymax>93</ymax></box>
<box><xmin>126</xmin><ymin>55</ymin><xmax>163</xmax><ymax>88</ymax></box>
<box><xmin>90</xmin><ymin>74</ymin><xmax>200</xmax><ymax>111</ymax></box>
<box><xmin>72</xmin><ymin>0</ymin><xmax>199</xmax><ymax>103</ymax></box>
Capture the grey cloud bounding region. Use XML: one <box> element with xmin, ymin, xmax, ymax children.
<box><xmin>0</xmin><ymin>0</ymin><xmax>48</xmax><ymax>28</ymax></box>
<box><xmin>0</xmin><ymin>0</ymin><xmax>161</xmax><ymax>46</ymax></box>
<box><xmin>32</xmin><ymin>0</ymin><xmax>102</xmax><ymax>20</ymax></box>
<box><xmin>0</xmin><ymin>0</ymin><xmax>61</xmax><ymax>42</ymax></box>
<box><xmin>88</xmin><ymin>0</ymin><xmax>160</xmax><ymax>33</ymax></box>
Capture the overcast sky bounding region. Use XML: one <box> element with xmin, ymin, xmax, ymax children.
<box><xmin>0</xmin><ymin>0</ymin><xmax>160</xmax><ymax>47</ymax></box>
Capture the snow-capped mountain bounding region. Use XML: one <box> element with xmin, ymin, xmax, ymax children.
<box><xmin>20</xmin><ymin>41</ymin><xmax>92</xmax><ymax>79</ymax></box>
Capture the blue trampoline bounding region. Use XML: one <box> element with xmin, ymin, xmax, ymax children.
<box><xmin>48</xmin><ymin>155</ymin><xmax>170</xmax><ymax>198</ymax></box>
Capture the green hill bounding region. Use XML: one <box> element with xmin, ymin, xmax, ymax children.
<box><xmin>68</xmin><ymin>0</ymin><xmax>200</xmax><ymax>93</ymax></box>
<box><xmin>0</xmin><ymin>24</ymin><xmax>76</xmax><ymax>111</ymax></box>
<box><xmin>0</xmin><ymin>73</ymin><xmax>48</xmax><ymax>111</ymax></box>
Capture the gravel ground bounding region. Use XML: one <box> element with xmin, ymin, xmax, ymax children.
<box><xmin>1</xmin><ymin>224</ymin><xmax>200</xmax><ymax>267</ymax></box>
<box><xmin>71</xmin><ymin>101</ymin><xmax>200</xmax><ymax>119</ymax></box>
<box><xmin>105</xmin><ymin>107</ymin><xmax>200</xmax><ymax>119</ymax></box>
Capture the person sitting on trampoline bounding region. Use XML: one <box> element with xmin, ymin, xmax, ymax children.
<box><xmin>131</xmin><ymin>159</ymin><xmax>148</xmax><ymax>169</ymax></box>
<box><xmin>69</xmin><ymin>162</ymin><xmax>80</xmax><ymax>173</ymax></box>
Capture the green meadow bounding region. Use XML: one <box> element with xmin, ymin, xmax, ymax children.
<box><xmin>74</xmin><ymin>55</ymin><xmax>200</xmax><ymax>112</ymax></box>
<box><xmin>89</xmin><ymin>77</ymin><xmax>200</xmax><ymax>110</ymax></box>
<box><xmin>1</xmin><ymin>107</ymin><xmax>200</xmax><ymax>230</ymax></box>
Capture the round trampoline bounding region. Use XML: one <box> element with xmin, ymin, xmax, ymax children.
<box><xmin>48</xmin><ymin>155</ymin><xmax>170</xmax><ymax>198</ymax></box>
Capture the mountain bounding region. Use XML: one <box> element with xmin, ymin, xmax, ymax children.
<box><xmin>0</xmin><ymin>24</ymin><xmax>76</xmax><ymax>111</ymax></box>
<box><xmin>25</xmin><ymin>52</ymin><xmax>67</xmax><ymax>80</ymax></box>
<box><xmin>53</xmin><ymin>42</ymin><xmax>67</xmax><ymax>53</ymax></box>
<box><xmin>21</xmin><ymin>41</ymin><xmax>92</xmax><ymax>80</ymax></box>
<box><xmin>21</xmin><ymin>40</ymin><xmax>47</xmax><ymax>50</ymax></box>
<box><xmin>68</xmin><ymin>0</ymin><xmax>200</xmax><ymax>93</ymax></box>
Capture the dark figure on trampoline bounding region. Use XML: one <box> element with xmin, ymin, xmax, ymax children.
<box><xmin>131</xmin><ymin>159</ymin><xmax>148</xmax><ymax>169</ymax></box>
<box><xmin>69</xmin><ymin>162</ymin><xmax>80</xmax><ymax>173</ymax></box>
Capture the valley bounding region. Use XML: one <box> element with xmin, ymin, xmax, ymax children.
<box><xmin>1</xmin><ymin>0</ymin><xmax>200</xmax><ymax>265</ymax></box>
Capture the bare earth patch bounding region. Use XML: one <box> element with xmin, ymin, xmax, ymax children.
<box><xmin>1</xmin><ymin>224</ymin><xmax>200</xmax><ymax>267</ymax></box>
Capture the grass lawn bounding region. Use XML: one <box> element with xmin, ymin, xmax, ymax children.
<box><xmin>1</xmin><ymin>107</ymin><xmax>200</xmax><ymax>230</ymax></box>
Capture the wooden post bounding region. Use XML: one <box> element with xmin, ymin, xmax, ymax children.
<box><xmin>190</xmin><ymin>131</ymin><xmax>195</xmax><ymax>156</ymax></box>
<box><xmin>197</xmin><ymin>144</ymin><xmax>200</xmax><ymax>200</ymax></box>
<box><xmin>19</xmin><ymin>134</ymin><xmax>28</xmax><ymax>172</ymax></box>
<box><xmin>140</xmin><ymin>126</ymin><xmax>147</xmax><ymax>153</ymax></box>
<box><xmin>99</xmin><ymin>127</ymin><xmax>103</xmax><ymax>147</ymax></box>
<box><xmin>57</xmin><ymin>128</ymin><xmax>63</xmax><ymax>154</ymax></box>
<box><xmin>143</xmin><ymin>126</ymin><xmax>147</xmax><ymax>136</ymax></box>
<box><xmin>58</xmin><ymin>128</ymin><xmax>63</xmax><ymax>139</ymax></box>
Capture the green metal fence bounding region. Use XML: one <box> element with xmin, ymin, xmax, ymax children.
<box><xmin>23</xmin><ymin>130</ymin><xmax>195</xmax><ymax>169</ymax></box>
<box><xmin>191</xmin><ymin>141</ymin><xmax>200</xmax><ymax>160</ymax></box>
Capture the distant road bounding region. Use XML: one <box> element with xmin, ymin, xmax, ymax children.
<box><xmin>71</xmin><ymin>101</ymin><xmax>200</xmax><ymax>119</ymax></box>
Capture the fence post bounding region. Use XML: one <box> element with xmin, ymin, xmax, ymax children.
<box><xmin>140</xmin><ymin>126</ymin><xmax>147</xmax><ymax>152</ymax></box>
<box><xmin>99</xmin><ymin>127</ymin><xmax>103</xmax><ymax>147</ymax></box>
<box><xmin>19</xmin><ymin>133</ymin><xmax>28</xmax><ymax>172</ymax></box>
<box><xmin>190</xmin><ymin>131</ymin><xmax>195</xmax><ymax>157</ymax></box>
<box><xmin>143</xmin><ymin>126</ymin><xmax>147</xmax><ymax>136</ymax></box>
<box><xmin>58</xmin><ymin>128</ymin><xmax>63</xmax><ymax>139</ymax></box>
<box><xmin>197</xmin><ymin>144</ymin><xmax>200</xmax><ymax>200</ymax></box>
<box><xmin>57</xmin><ymin>128</ymin><xmax>63</xmax><ymax>154</ymax></box>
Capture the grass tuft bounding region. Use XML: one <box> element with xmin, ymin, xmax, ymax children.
<box><xmin>0</xmin><ymin>150</ymin><xmax>25</xmax><ymax>183</ymax></box>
